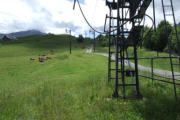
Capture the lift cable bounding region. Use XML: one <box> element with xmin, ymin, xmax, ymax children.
<box><xmin>75</xmin><ymin>0</ymin><xmax>105</xmax><ymax>34</ymax></box>
<box><xmin>74</xmin><ymin>0</ymin><xmax>134</xmax><ymax>34</ymax></box>
<box><xmin>142</xmin><ymin>14</ymin><xmax>155</xmax><ymax>40</ymax></box>
<box><xmin>74</xmin><ymin>0</ymin><xmax>155</xmax><ymax>35</ymax></box>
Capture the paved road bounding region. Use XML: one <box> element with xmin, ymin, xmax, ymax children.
<box><xmin>86</xmin><ymin>44</ymin><xmax>93</xmax><ymax>53</ymax></box>
<box><xmin>86</xmin><ymin>45</ymin><xmax>180</xmax><ymax>80</ymax></box>
<box><xmin>95</xmin><ymin>53</ymin><xmax>180</xmax><ymax>80</ymax></box>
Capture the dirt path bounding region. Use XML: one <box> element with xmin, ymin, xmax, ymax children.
<box><xmin>86</xmin><ymin>44</ymin><xmax>93</xmax><ymax>53</ymax></box>
<box><xmin>95</xmin><ymin>53</ymin><xmax>180</xmax><ymax>80</ymax></box>
<box><xmin>86</xmin><ymin>46</ymin><xmax>180</xmax><ymax>80</ymax></box>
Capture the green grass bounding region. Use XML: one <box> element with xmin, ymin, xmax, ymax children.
<box><xmin>130</xmin><ymin>48</ymin><xmax>180</xmax><ymax>72</ymax></box>
<box><xmin>0</xmin><ymin>35</ymin><xmax>179</xmax><ymax>120</ymax></box>
<box><xmin>95</xmin><ymin>45</ymin><xmax>180</xmax><ymax>72</ymax></box>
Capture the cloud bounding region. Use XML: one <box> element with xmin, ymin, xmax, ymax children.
<box><xmin>54</xmin><ymin>21</ymin><xmax>81</xmax><ymax>31</ymax></box>
<box><xmin>0</xmin><ymin>0</ymin><xmax>179</xmax><ymax>35</ymax></box>
<box><xmin>0</xmin><ymin>0</ymin><xmax>109</xmax><ymax>35</ymax></box>
<box><xmin>146</xmin><ymin>0</ymin><xmax>180</xmax><ymax>25</ymax></box>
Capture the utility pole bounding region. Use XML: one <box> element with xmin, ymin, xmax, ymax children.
<box><xmin>69</xmin><ymin>30</ymin><xmax>72</xmax><ymax>54</ymax></box>
<box><xmin>66</xmin><ymin>29</ymin><xmax>72</xmax><ymax>54</ymax></box>
<box><xmin>93</xmin><ymin>31</ymin><xmax>95</xmax><ymax>52</ymax></box>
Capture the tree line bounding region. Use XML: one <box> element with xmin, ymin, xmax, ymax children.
<box><xmin>95</xmin><ymin>20</ymin><xmax>180</xmax><ymax>54</ymax></box>
<box><xmin>143</xmin><ymin>20</ymin><xmax>180</xmax><ymax>53</ymax></box>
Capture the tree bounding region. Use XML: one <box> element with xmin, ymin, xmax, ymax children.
<box><xmin>77</xmin><ymin>34</ymin><xmax>84</xmax><ymax>43</ymax></box>
<box><xmin>154</xmin><ymin>20</ymin><xmax>173</xmax><ymax>51</ymax></box>
<box><xmin>142</xmin><ymin>26</ymin><xmax>155</xmax><ymax>50</ymax></box>
<box><xmin>170</xmin><ymin>25</ymin><xmax>180</xmax><ymax>53</ymax></box>
<box><xmin>96</xmin><ymin>34</ymin><xmax>108</xmax><ymax>47</ymax></box>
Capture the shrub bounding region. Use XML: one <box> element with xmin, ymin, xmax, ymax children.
<box><xmin>154</xmin><ymin>21</ymin><xmax>173</xmax><ymax>51</ymax></box>
<box><xmin>77</xmin><ymin>35</ymin><xmax>84</xmax><ymax>43</ymax></box>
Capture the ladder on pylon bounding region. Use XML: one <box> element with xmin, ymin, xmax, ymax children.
<box><xmin>162</xmin><ymin>0</ymin><xmax>180</xmax><ymax>99</ymax></box>
<box><xmin>106</xmin><ymin>0</ymin><xmax>145</xmax><ymax>99</ymax></box>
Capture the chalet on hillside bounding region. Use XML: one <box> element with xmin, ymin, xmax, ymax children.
<box><xmin>2</xmin><ymin>35</ymin><xmax>17</xmax><ymax>41</ymax></box>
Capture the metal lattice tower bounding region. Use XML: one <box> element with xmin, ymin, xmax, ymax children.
<box><xmin>106</xmin><ymin>0</ymin><xmax>152</xmax><ymax>98</ymax></box>
<box><xmin>73</xmin><ymin>0</ymin><xmax>180</xmax><ymax>99</ymax></box>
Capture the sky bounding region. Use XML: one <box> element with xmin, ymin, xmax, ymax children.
<box><xmin>0</xmin><ymin>0</ymin><xmax>179</xmax><ymax>36</ymax></box>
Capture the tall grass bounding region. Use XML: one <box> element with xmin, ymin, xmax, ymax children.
<box><xmin>0</xmin><ymin>35</ymin><xmax>179</xmax><ymax>120</ymax></box>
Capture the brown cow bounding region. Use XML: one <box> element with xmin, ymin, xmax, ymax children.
<box><xmin>46</xmin><ymin>57</ymin><xmax>52</xmax><ymax>60</ymax></box>
<box><xmin>30</xmin><ymin>58</ymin><xmax>35</xmax><ymax>60</ymax></box>
<box><xmin>39</xmin><ymin>57</ymin><xmax>45</xmax><ymax>62</ymax></box>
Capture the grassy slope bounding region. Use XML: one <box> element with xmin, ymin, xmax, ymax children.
<box><xmin>0</xmin><ymin>35</ymin><xmax>179</xmax><ymax>120</ymax></box>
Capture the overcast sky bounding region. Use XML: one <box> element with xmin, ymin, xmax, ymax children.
<box><xmin>0</xmin><ymin>0</ymin><xmax>179</xmax><ymax>36</ymax></box>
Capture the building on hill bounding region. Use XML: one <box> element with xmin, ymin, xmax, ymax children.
<box><xmin>2</xmin><ymin>35</ymin><xmax>17</xmax><ymax>41</ymax></box>
<box><xmin>47</xmin><ymin>32</ymin><xmax>54</xmax><ymax>35</ymax></box>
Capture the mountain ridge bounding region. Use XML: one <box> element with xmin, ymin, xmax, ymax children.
<box><xmin>0</xmin><ymin>30</ymin><xmax>46</xmax><ymax>38</ymax></box>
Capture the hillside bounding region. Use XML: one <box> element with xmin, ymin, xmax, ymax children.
<box><xmin>0</xmin><ymin>35</ymin><xmax>179</xmax><ymax>120</ymax></box>
<box><xmin>0</xmin><ymin>30</ymin><xmax>46</xmax><ymax>38</ymax></box>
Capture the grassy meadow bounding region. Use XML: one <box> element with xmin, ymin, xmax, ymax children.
<box><xmin>0</xmin><ymin>35</ymin><xmax>179</xmax><ymax>120</ymax></box>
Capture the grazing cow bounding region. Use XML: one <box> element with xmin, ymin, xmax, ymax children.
<box><xmin>30</xmin><ymin>58</ymin><xmax>35</xmax><ymax>60</ymax></box>
<box><xmin>39</xmin><ymin>57</ymin><xmax>45</xmax><ymax>62</ymax></box>
<box><xmin>46</xmin><ymin>57</ymin><xmax>52</xmax><ymax>60</ymax></box>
